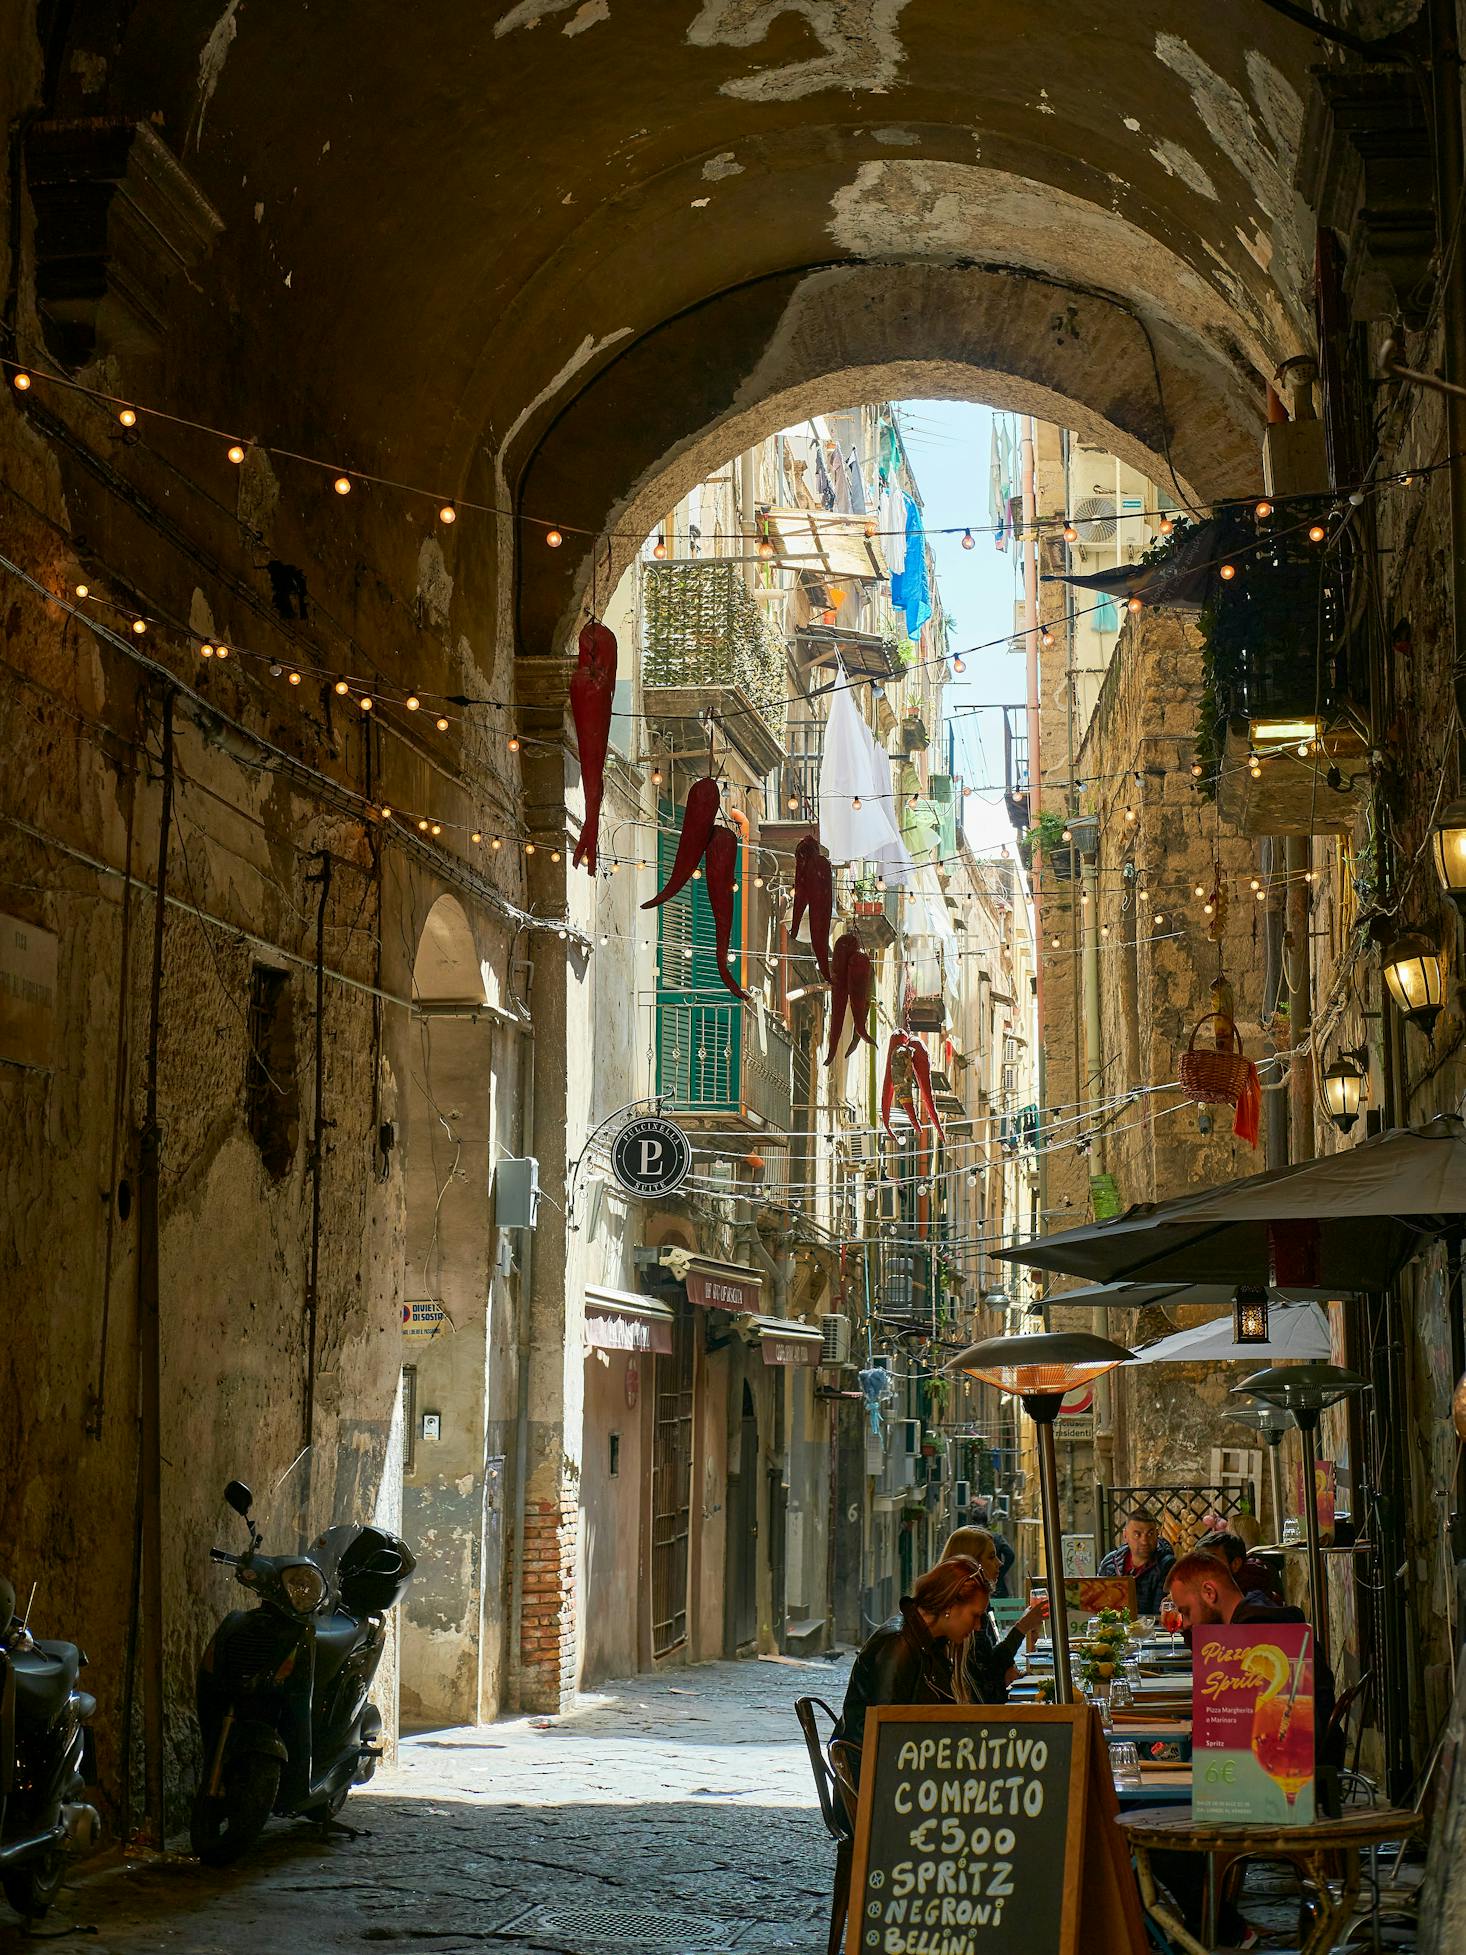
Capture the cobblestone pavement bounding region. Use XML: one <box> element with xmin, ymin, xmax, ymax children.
<box><xmin>13</xmin><ymin>1655</ymin><xmax>852</xmax><ymax>1955</ymax></box>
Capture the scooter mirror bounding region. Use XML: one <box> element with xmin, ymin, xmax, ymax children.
<box><xmin>224</xmin><ymin>1481</ymin><xmax>254</xmax><ymax>1519</ymax></box>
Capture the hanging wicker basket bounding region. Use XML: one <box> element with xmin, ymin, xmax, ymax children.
<box><xmin>1178</xmin><ymin>1014</ymin><xmax>1251</xmax><ymax>1108</ymax></box>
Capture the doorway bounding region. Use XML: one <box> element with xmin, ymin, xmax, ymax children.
<box><xmin>726</xmin><ymin>1379</ymin><xmax>759</xmax><ymax>1653</ymax></box>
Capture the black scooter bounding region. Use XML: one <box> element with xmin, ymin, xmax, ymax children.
<box><xmin>0</xmin><ymin>1575</ymin><xmax>100</xmax><ymax>1919</ymax></box>
<box><xmin>191</xmin><ymin>1479</ymin><xmax>414</xmax><ymax>1865</ymax></box>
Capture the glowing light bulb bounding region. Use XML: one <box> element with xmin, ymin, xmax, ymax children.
<box><xmin>1254</xmin><ymin>499</ymin><xmax>1273</xmax><ymax>519</ymax></box>
<box><xmin>754</xmin><ymin>874</ymin><xmax>765</xmax><ymax>888</ymax></box>
<box><xmin>1138</xmin><ymin>889</ymin><xmax>1149</xmax><ymax>903</ymax></box>
<box><xmin>1127</xmin><ymin>596</ymin><xmax>1143</xmax><ymax>613</ymax></box>
<box><xmin>359</xmin><ymin>695</ymin><xmax>373</xmax><ymax>711</ymax></box>
<box><xmin>1194</xmin><ymin>884</ymin><xmax>1205</xmax><ymax>898</ymax></box>
<box><xmin>787</xmin><ymin>793</ymin><xmax>798</xmax><ymax>810</ymax></box>
<box><xmin>200</xmin><ymin>643</ymin><xmax>215</xmax><ymax>658</ymax></box>
<box><xmin>406</xmin><ymin>695</ymin><xmax>420</xmax><ymax>711</ymax></box>
<box><xmin>1297</xmin><ymin>740</ymin><xmax>1311</xmax><ymax>757</ymax></box>
<box><xmin>381</xmin><ymin>806</ymin><xmax>392</xmax><ymax>820</ymax></box>
<box><xmin>74</xmin><ymin>583</ymin><xmax>88</xmax><ymax>599</ymax></box>
<box><xmin>551</xmin><ymin>849</ymin><xmax>562</xmax><ymax>863</ymax></box>
<box><xmin>757</xmin><ymin>537</ymin><xmax>776</xmax><ymax>560</ymax></box>
<box><xmin>852</xmin><ymin>796</ymin><xmax>862</xmax><ymax>810</ymax></box>
<box><xmin>1308</xmin><ymin>523</ymin><xmax>1326</xmax><ymax>543</ymax></box>
<box><xmin>418</xmin><ymin>819</ymin><xmax>429</xmax><ymax>832</ymax></box>
<box><xmin>1250</xmin><ymin>877</ymin><xmax>1261</xmax><ymax>891</ymax></box>
<box><xmin>227</xmin><ymin>443</ymin><xmax>246</xmax><ymax>465</ymax></box>
<box><xmin>431</xmin><ymin>823</ymin><xmax>442</xmax><ymax>836</ymax></box>
<box><xmin>438</xmin><ymin>503</ymin><xmax>457</xmax><ymax>525</ymax></box>
<box><xmin>952</xmin><ymin>655</ymin><xmax>965</xmax><ymax>674</ymax></box>
<box><xmin>436</xmin><ymin>717</ymin><xmax>449</xmax><ymax>732</ymax></box>
<box><xmin>215</xmin><ymin>644</ymin><xmax>229</xmax><ymax>660</ymax></box>
<box><xmin>1123</xmin><ymin>805</ymin><xmax>1135</xmax><ymax>823</ymax></box>
<box><xmin>1159</xmin><ymin>515</ymin><xmax>1174</xmax><ymax>534</ymax></box>
<box><xmin>333</xmin><ymin>475</ymin><xmax>352</xmax><ymax>495</ymax></box>
<box><xmin>1219</xmin><ymin>563</ymin><xmax>1236</xmax><ymax>581</ymax></box>
<box><xmin>1191</xmin><ymin>761</ymin><xmax>1204</xmax><ymax>778</ymax></box>
<box><xmin>1040</xmin><ymin>627</ymin><xmax>1054</xmax><ymax>647</ymax></box>
<box><xmin>334</xmin><ymin>680</ymin><xmax>350</xmax><ymax>696</ymax></box>
<box><xmin>1062</xmin><ymin>523</ymin><xmax>1078</xmax><ymax>543</ymax></box>
<box><xmin>864</xmin><ymin>521</ymin><xmax>876</xmax><ymax>539</ymax></box>
<box><xmin>545</xmin><ymin>528</ymin><xmax>563</xmax><ymax>548</ymax></box>
<box><xmin>961</xmin><ymin>529</ymin><xmax>975</xmax><ymax>551</ymax></box>
<box><xmin>652</xmin><ymin>536</ymin><xmax>668</xmax><ymax>559</ymax></box>
<box><xmin>491</xmin><ymin>837</ymin><xmax>502</xmax><ymax>850</ymax></box>
<box><xmin>288</xmin><ymin>671</ymin><xmax>302</xmax><ymax>686</ymax></box>
<box><xmin>525</xmin><ymin>842</ymin><xmax>536</xmax><ymax>855</ymax></box>
<box><xmin>12</xmin><ymin>371</ymin><xmax>31</xmax><ymax>391</ymax></box>
<box><xmin>131</xmin><ymin>618</ymin><xmax>147</xmax><ymax>635</ymax></box>
<box><xmin>1154</xmin><ymin>913</ymin><xmax>1165</xmax><ymax>926</ymax></box>
<box><xmin>118</xmin><ymin>407</ymin><xmax>137</xmax><ymax>428</ymax></box>
<box><xmin>1203</xmin><ymin>902</ymin><xmax>1214</xmax><ymax>916</ymax></box>
<box><xmin>1256</xmin><ymin>888</ymin><xmax>1267</xmax><ymax>902</ymax></box>
<box><xmin>508</xmin><ymin>735</ymin><xmax>521</xmax><ymax>752</ymax></box>
<box><xmin>651</xmin><ymin>766</ymin><xmax>664</xmax><ymax>786</ymax></box>
<box><xmin>1061</xmin><ymin>827</ymin><xmax>1072</xmax><ymax>843</ymax></box>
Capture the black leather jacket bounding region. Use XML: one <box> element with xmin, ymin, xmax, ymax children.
<box><xmin>834</xmin><ymin>1601</ymin><xmax>955</xmax><ymax>1755</ymax></box>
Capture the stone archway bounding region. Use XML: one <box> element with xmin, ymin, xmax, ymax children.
<box><xmin>400</xmin><ymin>895</ymin><xmax>506</xmax><ymax>1728</ymax></box>
<box><xmin>510</xmin><ymin>259</ymin><xmax>1271</xmax><ymax>656</ymax></box>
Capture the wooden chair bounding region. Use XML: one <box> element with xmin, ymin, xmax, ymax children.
<box><xmin>794</xmin><ymin>1697</ymin><xmax>854</xmax><ymax>1955</ymax></box>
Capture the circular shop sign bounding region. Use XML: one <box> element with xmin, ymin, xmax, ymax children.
<box><xmin>611</xmin><ymin>1115</ymin><xmax>692</xmax><ymax>1199</ymax></box>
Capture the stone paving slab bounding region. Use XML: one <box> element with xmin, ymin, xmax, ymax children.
<box><xmin>7</xmin><ymin>1656</ymin><xmax>852</xmax><ymax>1955</ymax></box>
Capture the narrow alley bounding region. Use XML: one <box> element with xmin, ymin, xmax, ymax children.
<box><xmin>29</xmin><ymin>1662</ymin><xmax>845</xmax><ymax>1955</ymax></box>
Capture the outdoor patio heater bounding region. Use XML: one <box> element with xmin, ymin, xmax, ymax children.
<box><xmin>1232</xmin><ymin>1362</ymin><xmax>1368</xmax><ymax>1665</ymax></box>
<box><xmin>1223</xmin><ymin>1402</ymin><xmax>1293</xmax><ymax>1552</ymax></box>
<box><xmin>951</xmin><ymin>1330</ymin><xmax>1134</xmax><ymax>1703</ymax></box>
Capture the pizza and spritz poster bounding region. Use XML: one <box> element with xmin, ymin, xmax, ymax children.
<box><xmin>1192</xmin><ymin>1625</ymin><xmax>1315</xmax><ymax>1824</ymax></box>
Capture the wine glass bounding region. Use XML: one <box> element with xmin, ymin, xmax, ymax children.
<box><xmin>1251</xmin><ymin>1691</ymin><xmax>1314</xmax><ymax>1806</ymax></box>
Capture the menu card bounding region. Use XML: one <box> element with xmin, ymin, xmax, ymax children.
<box><xmin>1192</xmin><ymin>1623</ymin><xmax>1315</xmax><ymax>1824</ymax></box>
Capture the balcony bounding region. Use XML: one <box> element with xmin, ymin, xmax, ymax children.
<box><xmin>656</xmin><ymin>993</ymin><xmax>794</xmax><ymax>1131</ymax></box>
<box><xmin>642</xmin><ymin>561</ymin><xmax>788</xmax><ymax>778</ymax></box>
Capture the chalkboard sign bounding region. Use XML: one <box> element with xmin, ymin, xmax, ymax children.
<box><xmin>847</xmin><ymin>1706</ymin><xmax>1144</xmax><ymax>1955</ymax></box>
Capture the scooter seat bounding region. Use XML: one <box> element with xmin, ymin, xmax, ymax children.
<box><xmin>312</xmin><ymin>1611</ymin><xmax>361</xmax><ymax>1683</ymax></box>
<box><xmin>10</xmin><ymin>1642</ymin><xmax>79</xmax><ymax>1723</ymax></box>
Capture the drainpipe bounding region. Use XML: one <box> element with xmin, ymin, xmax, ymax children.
<box><xmin>1261</xmin><ymin>838</ymin><xmax>1289</xmax><ymax>1170</ymax></box>
<box><xmin>1021</xmin><ymin>419</ymin><xmax>1049</xmax><ymax>1221</ymax></box>
<box><xmin>507</xmin><ymin>955</ymin><xmax>537</xmax><ymax>1712</ymax></box>
<box><xmin>1284</xmin><ymin>837</ymin><xmax>1314</xmax><ymax>1157</ymax></box>
<box><xmin>1081</xmin><ymin>855</ymin><xmax>1103</xmax><ymax>1158</ymax></box>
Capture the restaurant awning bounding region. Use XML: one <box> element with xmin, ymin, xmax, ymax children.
<box><xmin>661</xmin><ymin>1253</ymin><xmax>765</xmax><ymax>1313</ymax></box>
<box><xmin>584</xmin><ymin>1285</ymin><xmax>675</xmax><ymax>1356</ymax></box>
<box><xmin>1040</xmin><ymin>1280</ymin><xmax>1323</xmax><ymax>1310</ymax></box>
<box><xmin>998</xmin><ymin>1118</ymin><xmax>1466</xmax><ymax>1292</ymax></box>
<box><xmin>1132</xmin><ymin>1301</ymin><xmax>1334</xmax><ymax>1365</ymax></box>
<box><xmin>742</xmin><ymin>1315</ymin><xmax>824</xmax><ymax>1367</ymax></box>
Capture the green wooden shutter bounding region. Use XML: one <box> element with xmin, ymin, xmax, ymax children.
<box><xmin>654</xmin><ymin>799</ymin><xmax>743</xmax><ymax>1111</ymax></box>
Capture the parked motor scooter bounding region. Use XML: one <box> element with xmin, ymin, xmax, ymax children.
<box><xmin>0</xmin><ymin>1574</ymin><xmax>101</xmax><ymax>1919</ymax></box>
<box><xmin>191</xmin><ymin>1479</ymin><xmax>414</xmax><ymax>1865</ymax></box>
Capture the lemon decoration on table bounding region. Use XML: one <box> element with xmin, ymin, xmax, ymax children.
<box><xmin>1241</xmin><ymin>1643</ymin><xmax>1290</xmax><ymax>1701</ymax></box>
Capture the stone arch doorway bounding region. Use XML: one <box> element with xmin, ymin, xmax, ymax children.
<box><xmin>399</xmin><ymin>894</ymin><xmax>507</xmax><ymax>1729</ymax></box>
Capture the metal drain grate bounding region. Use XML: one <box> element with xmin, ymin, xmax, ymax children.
<box><xmin>491</xmin><ymin>1903</ymin><xmax>749</xmax><ymax>1949</ymax></box>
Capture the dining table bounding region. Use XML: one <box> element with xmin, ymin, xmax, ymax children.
<box><xmin>1116</xmin><ymin>1804</ymin><xmax>1423</xmax><ymax>1955</ymax></box>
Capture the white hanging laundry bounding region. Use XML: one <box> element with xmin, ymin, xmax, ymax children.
<box><xmin>818</xmin><ymin>682</ymin><xmax>913</xmax><ymax>889</ymax></box>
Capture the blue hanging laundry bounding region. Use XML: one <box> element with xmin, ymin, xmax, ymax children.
<box><xmin>889</xmin><ymin>495</ymin><xmax>931</xmax><ymax>637</ymax></box>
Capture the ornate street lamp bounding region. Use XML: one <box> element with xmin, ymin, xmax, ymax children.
<box><xmin>1382</xmin><ymin>930</ymin><xmax>1446</xmax><ymax>1036</ymax></box>
<box><xmin>1231</xmin><ymin>1286</ymin><xmax>1271</xmax><ymax>1345</ymax></box>
<box><xmin>1430</xmin><ymin>798</ymin><xmax>1466</xmax><ymax>914</ymax></box>
<box><xmin>1232</xmin><ymin>1362</ymin><xmax>1368</xmax><ymax>1665</ymax></box>
<box><xmin>951</xmin><ymin>1330</ymin><xmax>1133</xmax><ymax>1702</ymax></box>
<box><xmin>1320</xmin><ymin>1053</ymin><xmax>1367</xmax><ymax>1134</ymax></box>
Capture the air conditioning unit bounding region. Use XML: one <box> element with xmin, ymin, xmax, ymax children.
<box><xmin>991</xmin><ymin>1493</ymin><xmax>1011</xmax><ymax>1519</ymax></box>
<box><xmin>883</xmin><ymin>1448</ymin><xmax>917</xmax><ymax>1495</ymax></box>
<box><xmin>901</xmin><ymin>1419</ymin><xmax>922</xmax><ymax>1457</ymax></box>
<box><xmin>953</xmin><ymin>1478</ymin><xmax>971</xmax><ymax>1511</ymax></box>
<box><xmin>818</xmin><ymin>1313</ymin><xmax>852</xmax><ymax>1366</ymax></box>
<box><xmin>926</xmin><ymin>1454</ymin><xmax>944</xmax><ymax>1487</ymax></box>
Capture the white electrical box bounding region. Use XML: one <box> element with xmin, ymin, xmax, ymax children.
<box><xmin>422</xmin><ymin>1413</ymin><xmax>442</xmax><ymax>1442</ymax></box>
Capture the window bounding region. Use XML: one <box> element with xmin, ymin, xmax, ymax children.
<box><xmin>244</xmin><ymin>963</ymin><xmax>299</xmax><ymax>1180</ymax></box>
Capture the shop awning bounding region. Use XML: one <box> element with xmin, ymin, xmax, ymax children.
<box><xmin>675</xmin><ymin>1257</ymin><xmax>765</xmax><ymax>1313</ymax></box>
<box><xmin>584</xmin><ymin>1285</ymin><xmax>674</xmax><ymax>1356</ymax></box>
<box><xmin>745</xmin><ymin>1315</ymin><xmax>824</xmax><ymax>1367</ymax></box>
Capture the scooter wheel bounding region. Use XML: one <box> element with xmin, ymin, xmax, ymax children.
<box><xmin>2</xmin><ymin>1846</ymin><xmax>65</xmax><ymax>1919</ymax></box>
<box><xmin>192</xmin><ymin>1753</ymin><xmax>281</xmax><ymax>1866</ymax></box>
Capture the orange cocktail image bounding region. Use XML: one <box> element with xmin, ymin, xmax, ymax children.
<box><xmin>1245</xmin><ymin>1644</ymin><xmax>1314</xmax><ymax>1806</ymax></box>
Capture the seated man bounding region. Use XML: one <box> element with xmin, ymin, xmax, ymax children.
<box><xmin>1097</xmin><ymin>1508</ymin><xmax>1175</xmax><ymax>1615</ymax></box>
<box><xmin>1199</xmin><ymin>1529</ymin><xmax>1284</xmax><ymax>1606</ymax></box>
<box><xmin>1159</xmin><ymin>1553</ymin><xmax>1341</xmax><ymax>1949</ymax></box>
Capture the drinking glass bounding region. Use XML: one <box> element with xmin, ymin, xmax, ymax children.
<box><xmin>1110</xmin><ymin>1675</ymin><xmax>1133</xmax><ymax>1710</ymax></box>
<box><xmin>1094</xmin><ymin>1695</ymin><xmax>1114</xmax><ymax>1731</ymax></box>
<box><xmin>1111</xmin><ymin>1741</ymin><xmax>1142</xmax><ymax>1788</ymax></box>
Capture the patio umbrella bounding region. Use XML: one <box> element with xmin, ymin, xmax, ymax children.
<box><xmin>1039</xmin><ymin>1279</ymin><xmax>1325</xmax><ymax>1310</ymax></box>
<box><xmin>1131</xmin><ymin>1302</ymin><xmax>1333</xmax><ymax>1364</ymax></box>
<box><xmin>997</xmin><ymin>1117</ymin><xmax>1466</xmax><ymax>1290</ymax></box>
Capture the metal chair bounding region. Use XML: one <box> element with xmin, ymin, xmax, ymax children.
<box><xmin>794</xmin><ymin>1697</ymin><xmax>854</xmax><ymax>1955</ymax></box>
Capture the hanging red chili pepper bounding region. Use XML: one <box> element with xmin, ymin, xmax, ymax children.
<box><xmin>824</xmin><ymin>931</ymin><xmax>859</xmax><ymax>1065</ymax></box>
<box><xmin>642</xmin><ymin>776</ymin><xmax>721</xmax><ymax>909</ymax></box>
<box><xmin>845</xmin><ymin>947</ymin><xmax>876</xmax><ymax>1055</ymax></box>
<box><xmin>907</xmin><ymin>1037</ymin><xmax>944</xmax><ymax>1140</ymax></box>
<box><xmin>881</xmin><ymin>1033</ymin><xmax>919</xmax><ymax>1139</ymax></box>
<box><xmin>703</xmin><ymin>825</ymin><xmax>749</xmax><ymax>1002</ymax></box>
<box><xmin>790</xmin><ymin>834</ymin><xmax>835</xmax><ymax>981</ymax></box>
<box><xmin>569</xmin><ymin>618</ymin><xmax>618</xmax><ymax>874</ymax></box>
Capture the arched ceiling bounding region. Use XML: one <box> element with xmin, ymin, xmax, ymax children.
<box><xmin>47</xmin><ymin>2</ymin><xmax>1343</xmax><ymax>646</ymax></box>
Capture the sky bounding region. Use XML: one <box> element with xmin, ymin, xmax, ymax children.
<box><xmin>890</xmin><ymin>400</ymin><xmax>1030</xmax><ymax>855</ymax></box>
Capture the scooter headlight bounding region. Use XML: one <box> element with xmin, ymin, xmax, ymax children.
<box><xmin>280</xmin><ymin>1563</ymin><xmax>327</xmax><ymax>1616</ymax></box>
